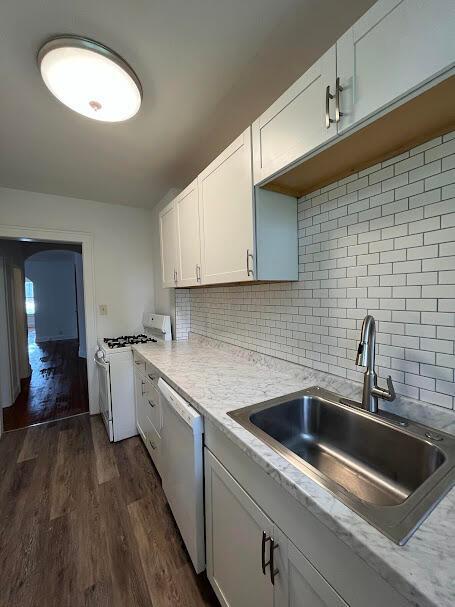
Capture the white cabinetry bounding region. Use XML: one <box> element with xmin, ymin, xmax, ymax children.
<box><xmin>134</xmin><ymin>353</ymin><xmax>162</xmax><ymax>474</ymax></box>
<box><xmin>198</xmin><ymin>128</ymin><xmax>255</xmax><ymax>285</ymax></box>
<box><xmin>205</xmin><ymin>449</ymin><xmax>348</xmax><ymax>607</ymax></box>
<box><xmin>337</xmin><ymin>0</ymin><xmax>455</xmax><ymax>133</ymax></box>
<box><xmin>205</xmin><ymin>449</ymin><xmax>277</xmax><ymax>607</ymax></box>
<box><xmin>252</xmin><ymin>46</ymin><xmax>337</xmax><ymax>184</ymax></box>
<box><xmin>176</xmin><ymin>179</ymin><xmax>202</xmax><ymax>287</ymax></box>
<box><xmin>159</xmin><ymin>127</ymin><xmax>298</xmax><ymax>288</ymax></box>
<box><xmin>159</xmin><ymin>200</ymin><xmax>179</xmax><ymax>288</ymax></box>
<box><xmin>252</xmin><ymin>0</ymin><xmax>455</xmax><ymax>186</ymax></box>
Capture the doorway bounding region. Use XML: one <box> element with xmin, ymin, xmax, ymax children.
<box><xmin>0</xmin><ymin>240</ymin><xmax>89</xmax><ymax>431</ymax></box>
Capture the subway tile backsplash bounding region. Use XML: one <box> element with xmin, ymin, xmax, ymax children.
<box><xmin>175</xmin><ymin>131</ymin><xmax>455</xmax><ymax>411</ymax></box>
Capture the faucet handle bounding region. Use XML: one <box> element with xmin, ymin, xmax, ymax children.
<box><xmin>385</xmin><ymin>375</ymin><xmax>396</xmax><ymax>402</ymax></box>
<box><xmin>372</xmin><ymin>375</ymin><xmax>396</xmax><ymax>402</ymax></box>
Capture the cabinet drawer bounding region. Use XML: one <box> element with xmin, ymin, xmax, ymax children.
<box><xmin>143</xmin><ymin>422</ymin><xmax>161</xmax><ymax>474</ymax></box>
<box><xmin>133</xmin><ymin>352</ymin><xmax>146</xmax><ymax>374</ymax></box>
<box><xmin>145</xmin><ymin>362</ymin><xmax>160</xmax><ymax>385</ymax></box>
<box><xmin>144</xmin><ymin>384</ymin><xmax>162</xmax><ymax>434</ymax></box>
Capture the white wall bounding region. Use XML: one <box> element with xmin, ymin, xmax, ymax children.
<box><xmin>26</xmin><ymin>254</ymin><xmax>78</xmax><ymax>342</ymax></box>
<box><xmin>0</xmin><ymin>186</ymin><xmax>155</xmax><ymax>338</ymax></box>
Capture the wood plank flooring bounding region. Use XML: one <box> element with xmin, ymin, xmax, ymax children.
<box><xmin>3</xmin><ymin>337</ymin><xmax>89</xmax><ymax>431</ymax></box>
<box><xmin>0</xmin><ymin>414</ymin><xmax>219</xmax><ymax>607</ymax></box>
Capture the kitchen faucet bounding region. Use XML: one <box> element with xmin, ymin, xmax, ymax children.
<box><xmin>356</xmin><ymin>315</ymin><xmax>396</xmax><ymax>413</ymax></box>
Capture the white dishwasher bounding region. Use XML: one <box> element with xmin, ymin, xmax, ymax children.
<box><xmin>158</xmin><ymin>378</ymin><xmax>205</xmax><ymax>573</ymax></box>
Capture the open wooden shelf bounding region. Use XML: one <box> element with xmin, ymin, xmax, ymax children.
<box><xmin>264</xmin><ymin>75</ymin><xmax>455</xmax><ymax>198</ymax></box>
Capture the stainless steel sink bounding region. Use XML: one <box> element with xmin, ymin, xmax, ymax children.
<box><xmin>228</xmin><ymin>386</ymin><xmax>455</xmax><ymax>544</ymax></box>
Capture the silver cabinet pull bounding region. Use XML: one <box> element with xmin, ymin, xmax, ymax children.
<box><xmin>149</xmin><ymin>439</ymin><xmax>156</xmax><ymax>450</ymax></box>
<box><xmin>173</xmin><ymin>268</ymin><xmax>178</xmax><ymax>282</ymax></box>
<box><xmin>148</xmin><ymin>399</ymin><xmax>155</xmax><ymax>408</ymax></box>
<box><xmin>196</xmin><ymin>264</ymin><xmax>201</xmax><ymax>282</ymax></box>
<box><xmin>246</xmin><ymin>249</ymin><xmax>254</xmax><ymax>277</ymax></box>
<box><xmin>335</xmin><ymin>77</ymin><xmax>344</xmax><ymax>123</ymax></box>
<box><xmin>148</xmin><ymin>373</ymin><xmax>155</xmax><ymax>381</ymax></box>
<box><xmin>269</xmin><ymin>538</ymin><xmax>279</xmax><ymax>585</ymax></box>
<box><xmin>325</xmin><ymin>85</ymin><xmax>334</xmax><ymax>128</ymax></box>
<box><xmin>134</xmin><ymin>360</ymin><xmax>142</xmax><ymax>365</ymax></box>
<box><xmin>261</xmin><ymin>531</ymin><xmax>271</xmax><ymax>575</ymax></box>
<box><xmin>141</xmin><ymin>380</ymin><xmax>146</xmax><ymax>396</ymax></box>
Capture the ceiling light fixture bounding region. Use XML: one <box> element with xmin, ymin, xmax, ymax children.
<box><xmin>37</xmin><ymin>35</ymin><xmax>142</xmax><ymax>122</ymax></box>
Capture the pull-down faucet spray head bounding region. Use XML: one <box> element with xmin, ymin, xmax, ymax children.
<box><xmin>356</xmin><ymin>315</ymin><xmax>376</xmax><ymax>369</ymax></box>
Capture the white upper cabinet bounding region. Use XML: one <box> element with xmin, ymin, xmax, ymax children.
<box><xmin>158</xmin><ymin>128</ymin><xmax>298</xmax><ymax>289</ymax></box>
<box><xmin>175</xmin><ymin>179</ymin><xmax>201</xmax><ymax>287</ymax></box>
<box><xmin>198</xmin><ymin>127</ymin><xmax>255</xmax><ymax>285</ymax></box>
<box><xmin>159</xmin><ymin>199</ymin><xmax>179</xmax><ymax>288</ymax></box>
<box><xmin>252</xmin><ymin>45</ymin><xmax>337</xmax><ymax>185</ymax></box>
<box><xmin>336</xmin><ymin>0</ymin><xmax>455</xmax><ymax>133</ymax></box>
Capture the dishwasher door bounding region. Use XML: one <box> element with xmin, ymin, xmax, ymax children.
<box><xmin>158</xmin><ymin>378</ymin><xmax>205</xmax><ymax>573</ymax></box>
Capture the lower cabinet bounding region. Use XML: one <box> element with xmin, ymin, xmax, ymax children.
<box><xmin>134</xmin><ymin>365</ymin><xmax>162</xmax><ymax>475</ymax></box>
<box><xmin>205</xmin><ymin>449</ymin><xmax>346</xmax><ymax>607</ymax></box>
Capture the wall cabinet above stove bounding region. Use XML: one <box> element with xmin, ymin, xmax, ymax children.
<box><xmin>252</xmin><ymin>0</ymin><xmax>455</xmax><ymax>195</ymax></box>
<box><xmin>159</xmin><ymin>127</ymin><xmax>298</xmax><ymax>289</ymax></box>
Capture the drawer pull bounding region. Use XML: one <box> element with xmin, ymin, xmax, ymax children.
<box><xmin>325</xmin><ymin>85</ymin><xmax>334</xmax><ymax>129</ymax></box>
<box><xmin>148</xmin><ymin>400</ymin><xmax>155</xmax><ymax>408</ymax></box>
<box><xmin>135</xmin><ymin>360</ymin><xmax>142</xmax><ymax>365</ymax></box>
<box><xmin>335</xmin><ymin>77</ymin><xmax>344</xmax><ymax>123</ymax></box>
<box><xmin>261</xmin><ymin>531</ymin><xmax>271</xmax><ymax>575</ymax></box>
<box><xmin>148</xmin><ymin>373</ymin><xmax>155</xmax><ymax>381</ymax></box>
<box><xmin>270</xmin><ymin>538</ymin><xmax>279</xmax><ymax>585</ymax></box>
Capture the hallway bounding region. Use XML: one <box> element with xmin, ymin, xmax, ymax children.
<box><xmin>0</xmin><ymin>414</ymin><xmax>218</xmax><ymax>607</ymax></box>
<box><xmin>3</xmin><ymin>333</ymin><xmax>89</xmax><ymax>431</ymax></box>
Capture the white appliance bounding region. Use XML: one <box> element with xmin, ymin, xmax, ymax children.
<box><xmin>95</xmin><ymin>312</ymin><xmax>172</xmax><ymax>442</ymax></box>
<box><xmin>158</xmin><ymin>378</ymin><xmax>205</xmax><ymax>573</ymax></box>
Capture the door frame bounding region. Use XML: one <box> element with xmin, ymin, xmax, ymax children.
<box><xmin>0</xmin><ymin>224</ymin><xmax>98</xmax><ymax>433</ymax></box>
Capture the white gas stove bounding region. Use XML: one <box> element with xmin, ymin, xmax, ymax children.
<box><xmin>95</xmin><ymin>313</ymin><xmax>172</xmax><ymax>441</ymax></box>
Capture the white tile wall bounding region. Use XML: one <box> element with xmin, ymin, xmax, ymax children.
<box><xmin>176</xmin><ymin>132</ymin><xmax>455</xmax><ymax>411</ymax></box>
<box><xmin>175</xmin><ymin>289</ymin><xmax>191</xmax><ymax>340</ymax></box>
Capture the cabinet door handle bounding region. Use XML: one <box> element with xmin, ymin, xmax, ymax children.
<box><xmin>246</xmin><ymin>249</ymin><xmax>254</xmax><ymax>277</ymax></box>
<box><xmin>261</xmin><ymin>531</ymin><xmax>271</xmax><ymax>575</ymax></box>
<box><xmin>174</xmin><ymin>269</ymin><xmax>178</xmax><ymax>282</ymax></box>
<box><xmin>149</xmin><ymin>439</ymin><xmax>156</xmax><ymax>450</ymax></box>
<box><xmin>141</xmin><ymin>381</ymin><xmax>146</xmax><ymax>396</ymax></box>
<box><xmin>325</xmin><ymin>85</ymin><xmax>334</xmax><ymax>129</ymax></box>
<box><xmin>148</xmin><ymin>373</ymin><xmax>155</xmax><ymax>381</ymax></box>
<box><xmin>196</xmin><ymin>264</ymin><xmax>201</xmax><ymax>282</ymax></box>
<box><xmin>134</xmin><ymin>360</ymin><xmax>142</xmax><ymax>365</ymax></box>
<box><xmin>148</xmin><ymin>399</ymin><xmax>155</xmax><ymax>408</ymax></box>
<box><xmin>335</xmin><ymin>77</ymin><xmax>344</xmax><ymax>123</ymax></box>
<box><xmin>269</xmin><ymin>538</ymin><xmax>279</xmax><ymax>585</ymax></box>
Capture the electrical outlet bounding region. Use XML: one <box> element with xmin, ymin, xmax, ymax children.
<box><xmin>99</xmin><ymin>304</ymin><xmax>108</xmax><ymax>316</ymax></box>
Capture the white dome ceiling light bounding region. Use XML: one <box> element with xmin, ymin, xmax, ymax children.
<box><xmin>37</xmin><ymin>36</ymin><xmax>142</xmax><ymax>122</ymax></box>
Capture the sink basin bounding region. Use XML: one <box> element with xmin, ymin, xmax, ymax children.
<box><xmin>228</xmin><ymin>387</ymin><xmax>455</xmax><ymax>544</ymax></box>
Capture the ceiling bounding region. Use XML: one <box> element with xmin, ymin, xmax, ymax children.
<box><xmin>0</xmin><ymin>0</ymin><xmax>375</xmax><ymax>209</ymax></box>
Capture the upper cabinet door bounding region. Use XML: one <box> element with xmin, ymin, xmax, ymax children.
<box><xmin>175</xmin><ymin>180</ymin><xmax>201</xmax><ymax>287</ymax></box>
<box><xmin>252</xmin><ymin>45</ymin><xmax>337</xmax><ymax>185</ymax></box>
<box><xmin>198</xmin><ymin>127</ymin><xmax>255</xmax><ymax>285</ymax></box>
<box><xmin>337</xmin><ymin>0</ymin><xmax>455</xmax><ymax>133</ymax></box>
<box><xmin>159</xmin><ymin>200</ymin><xmax>179</xmax><ymax>288</ymax></box>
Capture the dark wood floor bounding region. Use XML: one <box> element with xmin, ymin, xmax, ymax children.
<box><xmin>3</xmin><ymin>336</ymin><xmax>89</xmax><ymax>431</ymax></box>
<box><xmin>0</xmin><ymin>414</ymin><xmax>219</xmax><ymax>607</ymax></box>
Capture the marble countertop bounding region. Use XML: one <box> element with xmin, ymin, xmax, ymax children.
<box><xmin>133</xmin><ymin>334</ymin><xmax>455</xmax><ymax>607</ymax></box>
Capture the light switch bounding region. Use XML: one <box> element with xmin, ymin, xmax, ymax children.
<box><xmin>99</xmin><ymin>304</ymin><xmax>108</xmax><ymax>316</ymax></box>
